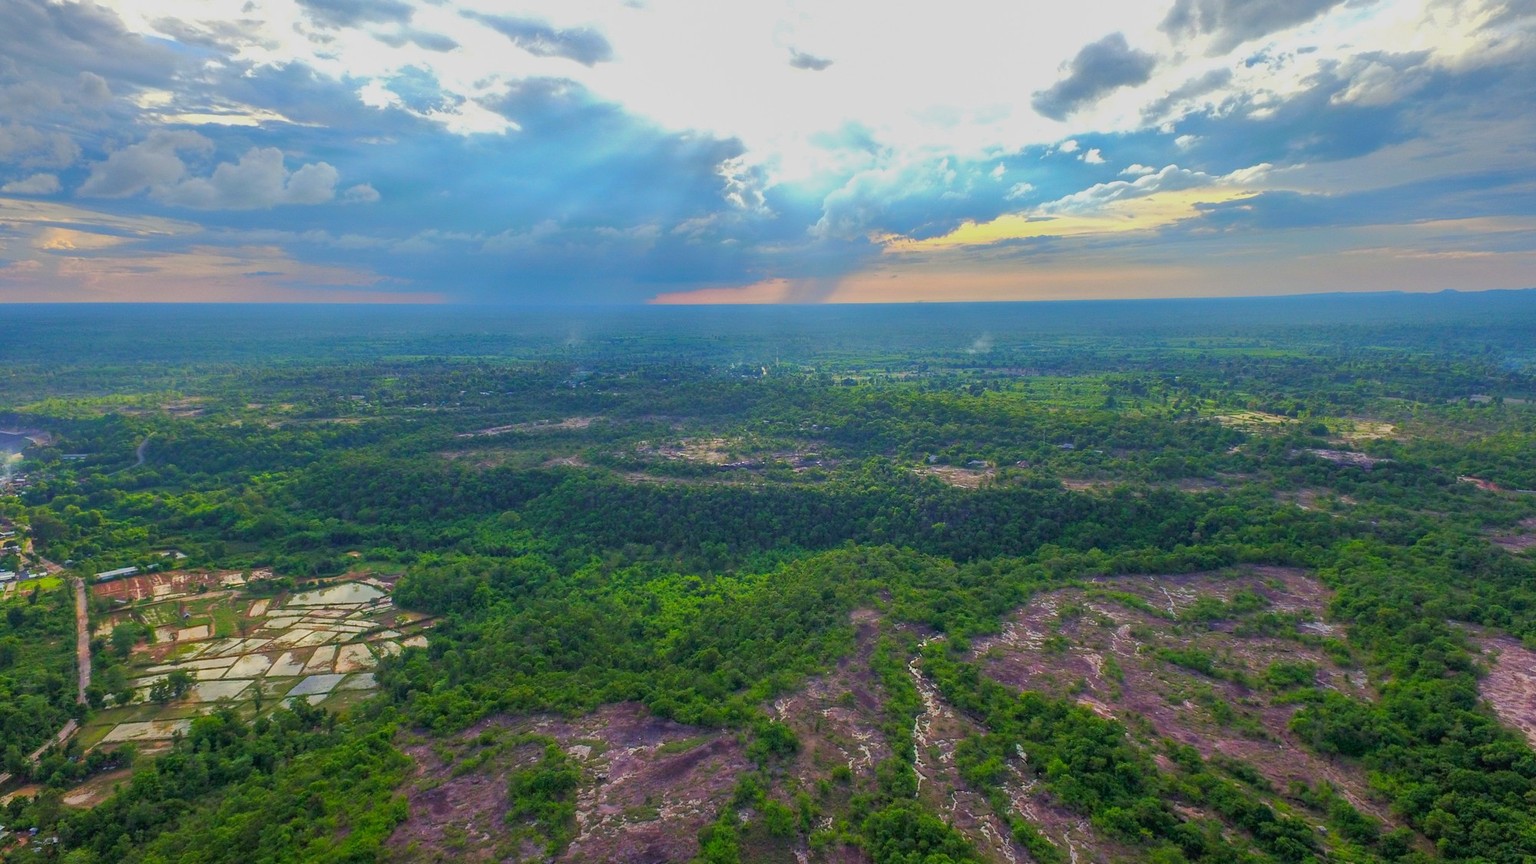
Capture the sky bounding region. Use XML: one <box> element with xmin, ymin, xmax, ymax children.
<box><xmin>0</xmin><ymin>0</ymin><xmax>1533</xmax><ymax>304</ymax></box>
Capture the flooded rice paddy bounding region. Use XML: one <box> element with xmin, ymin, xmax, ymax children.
<box><xmin>81</xmin><ymin>573</ymin><xmax>431</xmax><ymax>751</ymax></box>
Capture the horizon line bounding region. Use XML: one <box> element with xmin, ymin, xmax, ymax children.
<box><xmin>2</xmin><ymin>285</ymin><xmax>1534</xmax><ymax>309</ymax></box>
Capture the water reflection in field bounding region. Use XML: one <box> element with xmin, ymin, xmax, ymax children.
<box><xmin>287</xmin><ymin>582</ymin><xmax>385</xmax><ymax>606</ymax></box>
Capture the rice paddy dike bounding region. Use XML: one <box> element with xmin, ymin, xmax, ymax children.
<box><xmin>78</xmin><ymin>570</ymin><xmax>432</xmax><ymax>754</ymax></box>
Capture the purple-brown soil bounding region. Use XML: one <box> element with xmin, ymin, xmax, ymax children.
<box><xmin>970</xmin><ymin>568</ymin><xmax>1398</xmax><ymax>827</ymax></box>
<box><xmin>386</xmin><ymin>703</ymin><xmax>750</xmax><ymax>863</ymax></box>
<box><xmin>1475</xmin><ymin>635</ymin><xmax>1536</xmax><ymax>747</ymax></box>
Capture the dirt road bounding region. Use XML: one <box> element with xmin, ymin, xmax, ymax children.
<box><xmin>73</xmin><ymin>576</ymin><xmax>90</xmax><ymax>704</ymax></box>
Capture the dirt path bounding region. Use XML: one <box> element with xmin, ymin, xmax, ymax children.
<box><xmin>29</xmin><ymin>720</ymin><xmax>78</xmax><ymax>762</ymax></box>
<box><xmin>109</xmin><ymin>435</ymin><xmax>152</xmax><ymax>476</ymax></box>
<box><xmin>74</xmin><ymin>576</ymin><xmax>90</xmax><ymax>704</ymax></box>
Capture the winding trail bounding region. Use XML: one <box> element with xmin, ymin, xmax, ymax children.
<box><xmin>109</xmin><ymin>435</ymin><xmax>152</xmax><ymax>476</ymax></box>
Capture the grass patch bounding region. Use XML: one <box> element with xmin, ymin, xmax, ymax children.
<box><xmin>76</xmin><ymin>723</ymin><xmax>118</xmax><ymax>750</ymax></box>
<box><xmin>623</xmin><ymin>804</ymin><xmax>661</xmax><ymax>822</ymax></box>
<box><xmin>212</xmin><ymin>604</ymin><xmax>239</xmax><ymax>638</ymax></box>
<box><xmin>656</xmin><ymin>735</ymin><xmax>712</xmax><ymax>756</ymax></box>
<box><xmin>138</xmin><ymin>604</ymin><xmax>182</xmax><ymax>627</ymax></box>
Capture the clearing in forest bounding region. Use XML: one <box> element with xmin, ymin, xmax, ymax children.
<box><xmin>1474</xmin><ymin>634</ymin><xmax>1536</xmax><ymax>747</ymax></box>
<box><xmin>968</xmin><ymin>568</ymin><xmax>1400</xmax><ymax>829</ymax></box>
<box><xmin>79</xmin><ymin>572</ymin><xmax>431</xmax><ymax>754</ymax></box>
<box><xmin>385</xmin><ymin>704</ymin><xmax>751</xmax><ymax>864</ymax></box>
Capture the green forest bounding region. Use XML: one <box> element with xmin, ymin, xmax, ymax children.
<box><xmin>2</xmin><ymin>296</ymin><xmax>1535</xmax><ymax>863</ymax></box>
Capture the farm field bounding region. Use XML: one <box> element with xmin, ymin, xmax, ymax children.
<box><xmin>79</xmin><ymin>571</ymin><xmax>431</xmax><ymax>752</ymax></box>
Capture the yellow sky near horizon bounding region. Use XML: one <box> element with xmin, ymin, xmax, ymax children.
<box><xmin>883</xmin><ymin>186</ymin><xmax>1262</xmax><ymax>253</ymax></box>
<box><xmin>650</xmin><ymin>212</ymin><xmax>1536</xmax><ymax>305</ymax></box>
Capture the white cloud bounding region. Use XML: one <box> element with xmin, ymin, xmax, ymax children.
<box><xmin>155</xmin><ymin>147</ymin><xmax>339</xmax><ymax>209</ymax></box>
<box><xmin>78</xmin><ymin>129</ymin><xmax>212</xmax><ymax>198</ymax></box>
<box><xmin>1081</xmin><ymin>148</ymin><xmax>1105</xmax><ymax>164</ymax></box>
<box><xmin>81</xmin><ymin>136</ymin><xmax>344</xmax><ymax>209</ymax></box>
<box><xmin>1043</xmin><ymin>164</ymin><xmax>1210</xmax><ymax>214</ymax></box>
<box><xmin>811</xmin><ymin>157</ymin><xmax>973</xmax><ymax>240</ymax></box>
<box><xmin>1224</xmin><ymin>162</ymin><xmax>1273</xmax><ymax>185</ymax></box>
<box><xmin>341</xmin><ymin>183</ymin><xmax>381</xmax><ymax>203</ymax></box>
<box><xmin>1041</xmin><ymin>160</ymin><xmax>1273</xmax><ymax>216</ymax></box>
<box><xmin>1120</xmin><ymin>163</ymin><xmax>1155</xmax><ymax>176</ymax></box>
<box><xmin>1</xmin><ymin>173</ymin><xmax>61</xmax><ymax>195</ymax></box>
<box><xmin>0</xmin><ymin>122</ymin><xmax>81</xmax><ymax>169</ymax></box>
<box><xmin>1005</xmin><ymin>181</ymin><xmax>1035</xmax><ymax>200</ymax></box>
<box><xmin>1330</xmin><ymin>57</ymin><xmax>1430</xmax><ymax>107</ymax></box>
<box><xmin>482</xmin><ymin>219</ymin><xmax>561</xmax><ymax>253</ymax></box>
<box><xmin>86</xmin><ymin>0</ymin><xmax>1531</xmax><ymax>204</ymax></box>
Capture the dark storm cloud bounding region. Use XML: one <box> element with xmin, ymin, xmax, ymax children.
<box><xmin>465</xmin><ymin>13</ymin><xmax>614</xmax><ymax>66</ymax></box>
<box><xmin>1172</xmin><ymin>51</ymin><xmax>1440</xmax><ymax>170</ymax></box>
<box><xmin>1162</xmin><ymin>0</ymin><xmax>1349</xmax><ymax>53</ymax></box>
<box><xmin>216</xmin><ymin>77</ymin><xmax>771</xmax><ymax>301</ymax></box>
<box><xmin>1141</xmin><ymin>68</ymin><xmax>1234</xmax><ymax>121</ymax></box>
<box><xmin>789</xmin><ymin>49</ymin><xmax>833</xmax><ymax>71</ymax></box>
<box><xmin>1032</xmin><ymin>33</ymin><xmax>1157</xmax><ymax>120</ymax></box>
<box><xmin>1190</xmin><ymin>169</ymin><xmax>1536</xmax><ymax>233</ymax></box>
<box><xmin>296</xmin><ymin>0</ymin><xmax>414</xmax><ymax>29</ymax></box>
<box><xmin>0</xmin><ymin>0</ymin><xmax>178</xmax><ymax>87</ymax></box>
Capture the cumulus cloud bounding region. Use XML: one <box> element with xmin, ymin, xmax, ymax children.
<box><xmin>297</xmin><ymin>0</ymin><xmax>413</xmax><ymax>29</ymax></box>
<box><xmin>1330</xmin><ymin>52</ymin><xmax>1434</xmax><ymax>107</ymax></box>
<box><xmin>1038</xmin><ymin>162</ymin><xmax>1272</xmax><ymax>219</ymax></box>
<box><xmin>1</xmin><ymin>0</ymin><xmax>1526</xmax><ymax>303</ymax></box>
<box><xmin>1</xmin><ymin>173</ymin><xmax>60</xmax><ymax>195</ymax></box>
<box><xmin>1032</xmin><ymin>33</ymin><xmax>1157</xmax><ymax>120</ymax></box>
<box><xmin>1043</xmin><ymin>165</ymin><xmax>1212</xmax><ymax>214</ymax></box>
<box><xmin>80</xmin><ymin>134</ymin><xmax>345</xmax><ymax>209</ymax></box>
<box><xmin>810</xmin><ymin>154</ymin><xmax>1015</xmax><ymax>243</ymax></box>
<box><xmin>789</xmin><ymin>49</ymin><xmax>834</xmax><ymax>71</ymax></box>
<box><xmin>0</xmin><ymin>123</ymin><xmax>80</xmax><ymax>169</ymax></box>
<box><xmin>0</xmin><ymin>70</ymin><xmax>115</xmax><ymax>122</ymax></box>
<box><xmin>77</xmin><ymin>71</ymin><xmax>111</xmax><ymax>105</ymax></box>
<box><xmin>157</xmin><ymin>149</ymin><xmax>339</xmax><ymax>209</ymax></box>
<box><xmin>78</xmin><ymin>130</ymin><xmax>212</xmax><ymax>198</ymax></box>
<box><xmin>1005</xmin><ymin>182</ymin><xmax>1035</xmax><ymax>200</ymax></box>
<box><xmin>1162</xmin><ymin>0</ymin><xmax>1350</xmax><ymax>54</ymax></box>
<box><xmin>466</xmin><ymin>13</ymin><xmax>614</xmax><ymax>66</ymax></box>
<box><xmin>341</xmin><ymin>183</ymin><xmax>381</xmax><ymax>204</ymax></box>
